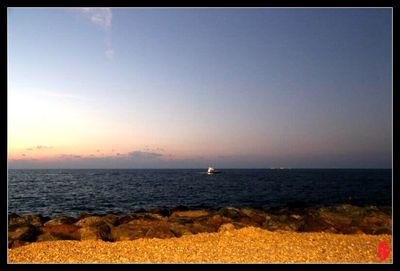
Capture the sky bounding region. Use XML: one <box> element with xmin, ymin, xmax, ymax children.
<box><xmin>8</xmin><ymin>8</ymin><xmax>392</xmax><ymax>169</ymax></box>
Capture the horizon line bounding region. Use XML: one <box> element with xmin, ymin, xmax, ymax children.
<box><xmin>7</xmin><ymin>167</ymin><xmax>392</xmax><ymax>170</ymax></box>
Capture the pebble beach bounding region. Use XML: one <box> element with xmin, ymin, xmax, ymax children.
<box><xmin>8</xmin><ymin>227</ymin><xmax>392</xmax><ymax>264</ymax></box>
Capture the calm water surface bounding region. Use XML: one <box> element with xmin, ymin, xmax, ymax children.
<box><xmin>8</xmin><ymin>169</ymin><xmax>391</xmax><ymax>217</ymax></box>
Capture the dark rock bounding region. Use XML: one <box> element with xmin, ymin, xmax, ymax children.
<box><xmin>188</xmin><ymin>223</ymin><xmax>215</xmax><ymax>234</ymax></box>
<box><xmin>8</xmin><ymin>213</ymin><xmax>20</xmax><ymax>221</ymax></box>
<box><xmin>170</xmin><ymin>210</ymin><xmax>210</xmax><ymax>219</ymax></box>
<box><xmin>359</xmin><ymin>213</ymin><xmax>392</xmax><ymax>234</ymax></box>
<box><xmin>239</xmin><ymin>208</ymin><xmax>267</xmax><ymax>225</ymax></box>
<box><xmin>75</xmin><ymin>216</ymin><xmax>104</xmax><ymax>227</ymax></box>
<box><xmin>9</xmin><ymin>240</ymin><xmax>30</xmax><ymax>249</ymax></box>
<box><xmin>111</xmin><ymin>224</ymin><xmax>145</xmax><ymax>241</ymax></box>
<box><xmin>119</xmin><ymin>213</ymin><xmax>165</xmax><ymax>224</ymax></box>
<box><xmin>262</xmin><ymin>214</ymin><xmax>305</xmax><ymax>232</ymax></box>
<box><xmin>42</xmin><ymin>216</ymin><xmax>52</xmax><ymax>224</ymax></box>
<box><xmin>111</xmin><ymin>219</ymin><xmax>174</xmax><ymax>241</ymax></box>
<box><xmin>300</xmin><ymin>204</ymin><xmax>392</xmax><ymax>234</ymax></box>
<box><xmin>150</xmin><ymin>208</ymin><xmax>171</xmax><ymax>217</ymax></box>
<box><xmin>139</xmin><ymin>213</ymin><xmax>166</xmax><ymax>221</ymax></box>
<box><xmin>237</xmin><ymin>216</ymin><xmax>261</xmax><ymax>227</ymax></box>
<box><xmin>302</xmin><ymin>209</ymin><xmax>332</xmax><ymax>232</ymax></box>
<box><xmin>172</xmin><ymin>205</ymin><xmax>189</xmax><ymax>212</ymax></box>
<box><xmin>44</xmin><ymin>215</ymin><xmax>77</xmax><ymax>226</ymax></box>
<box><xmin>102</xmin><ymin>213</ymin><xmax>120</xmax><ymax>227</ymax></box>
<box><xmin>332</xmin><ymin>204</ymin><xmax>366</xmax><ymax>218</ymax></box>
<box><xmin>377</xmin><ymin>206</ymin><xmax>392</xmax><ymax>216</ymax></box>
<box><xmin>229</xmin><ymin>222</ymin><xmax>250</xmax><ymax>229</ymax></box>
<box><xmin>145</xmin><ymin>225</ymin><xmax>175</xmax><ymax>239</ymax></box>
<box><xmin>9</xmin><ymin>214</ymin><xmax>43</xmax><ymax>227</ymax></box>
<box><xmin>118</xmin><ymin>214</ymin><xmax>135</xmax><ymax>224</ymax></box>
<box><xmin>168</xmin><ymin>217</ymin><xmax>194</xmax><ymax>225</ymax></box>
<box><xmin>319</xmin><ymin>210</ymin><xmax>353</xmax><ymax>226</ymax></box>
<box><xmin>78</xmin><ymin>223</ymin><xmax>111</xmax><ymax>241</ymax></box>
<box><xmin>267</xmin><ymin>207</ymin><xmax>290</xmax><ymax>215</ymax></box>
<box><xmin>169</xmin><ymin>223</ymin><xmax>193</xmax><ymax>237</ymax></box>
<box><xmin>198</xmin><ymin>214</ymin><xmax>232</xmax><ymax>231</ymax></box>
<box><xmin>37</xmin><ymin>232</ymin><xmax>78</xmax><ymax>242</ymax></box>
<box><xmin>313</xmin><ymin>205</ymin><xmax>365</xmax><ymax>234</ymax></box>
<box><xmin>40</xmin><ymin>224</ymin><xmax>80</xmax><ymax>240</ymax></box>
<box><xmin>8</xmin><ymin>225</ymin><xmax>40</xmax><ymax>242</ymax></box>
<box><xmin>218</xmin><ymin>207</ymin><xmax>243</xmax><ymax>220</ymax></box>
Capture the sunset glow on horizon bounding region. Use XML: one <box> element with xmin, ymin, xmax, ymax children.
<box><xmin>8</xmin><ymin>8</ymin><xmax>392</xmax><ymax>168</ymax></box>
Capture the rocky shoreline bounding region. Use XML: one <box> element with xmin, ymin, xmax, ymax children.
<box><xmin>8</xmin><ymin>204</ymin><xmax>392</xmax><ymax>249</ymax></box>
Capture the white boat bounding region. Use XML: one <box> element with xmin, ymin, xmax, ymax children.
<box><xmin>207</xmin><ymin>167</ymin><xmax>221</xmax><ymax>174</ymax></box>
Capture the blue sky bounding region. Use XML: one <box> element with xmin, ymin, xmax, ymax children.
<box><xmin>8</xmin><ymin>8</ymin><xmax>392</xmax><ymax>168</ymax></box>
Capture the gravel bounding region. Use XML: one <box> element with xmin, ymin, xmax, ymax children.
<box><xmin>8</xmin><ymin>227</ymin><xmax>392</xmax><ymax>263</ymax></box>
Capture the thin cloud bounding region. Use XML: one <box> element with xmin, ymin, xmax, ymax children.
<box><xmin>58</xmin><ymin>154</ymin><xmax>82</xmax><ymax>159</ymax></box>
<box><xmin>79</xmin><ymin>8</ymin><xmax>112</xmax><ymax>31</ymax></box>
<box><xmin>77</xmin><ymin>8</ymin><xmax>114</xmax><ymax>60</ymax></box>
<box><xmin>128</xmin><ymin>151</ymin><xmax>163</xmax><ymax>159</ymax></box>
<box><xmin>36</xmin><ymin>145</ymin><xmax>53</xmax><ymax>150</ymax></box>
<box><xmin>26</xmin><ymin>145</ymin><xmax>53</xmax><ymax>151</ymax></box>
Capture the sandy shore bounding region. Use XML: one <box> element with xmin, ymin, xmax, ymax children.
<box><xmin>8</xmin><ymin>227</ymin><xmax>392</xmax><ymax>263</ymax></box>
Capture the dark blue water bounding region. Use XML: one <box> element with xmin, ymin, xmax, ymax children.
<box><xmin>8</xmin><ymin>169</ymin><xmax>391</xmax><ymax>217</ymax></box>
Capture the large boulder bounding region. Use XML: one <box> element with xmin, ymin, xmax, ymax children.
<box><xmin>302</xmin><ymin>209</ymin><xmax>335</xmax><ymax>232</ymax></box>
<box><xmin>218</xmin><ymin>207</ymin><xmax>243</xmax><ymax>220</ymax></box>
<box><xmin>36</xmin><ymin>231</ymin><xmax>78</xmax><ymax>242</ymax></box>
<box><xmin>262</xmin><ymin>214</ymin><xmax>305</xmax><ymax>232</ymax></box>
<box><xmin>119</xmin><ymin>213</ymin><xmax>165</xmax><ymax>224</ymax></box>
<box><xmin>8</xmin><ymin>213</ymin><xmax>20</xmax><ymax>222</ymax></box>
<box><xmin>40</xmin><ymin>224</ymin><xmax>80</xmax><ymax>240</ymax></box>
<box><xmin>188</xmin><ymin>222</ymin><xmax>215</xmax><ymax>234</ymax></box>
<box><xmin>315</xmin><ymin>205</ymin><xmax>368</xmax><ymax>234</ymax></box>
<box><xmin>150</xmin><ymin>208</ymin><xmax>171</xmax><ymax>217</ymax></box>
<box><xmin>9</xmin><ymin>214</ymin><xmax>43</xmax><ymax>227</ymax></box>
<box><xmin>110</xmin><ymin>224</ymin><xmax>146</xmax><ymax>241</ymax></box>
<box><xmin>8</xmin><ymin>224</ymin><xmax>40</xmax><ymax>242</ymax></box>
<box><xmin>239</xmin><ymin>208</ymin><xmax>267</xmax><ymax>225</ymax></box>
<box><xmin>111</xmin><ymin>219</ymin><xmax>174</xmax><ymax>241</ymax></box>
<box><xmin>170</xmin><ymin>210</ymin><xmax>210</xmax><ymax>219</ymax></box>
<box><xmin>199</xmin><ymin>214</ymin><xmax>232</xmax><ymax>231</ymax></box>
<box><xmin>44</xmin><ymin>215</ymin><xmax>77</xmax><ymax>226</ymax></box>
<box><xmin>359</xmin><ymin>215</ymin><xmax>392</xmax><ymax>234</ymax></box>
<box><xmin>78</xmin><ymin>223</ymin><xmax>111</xmax><ymax>241</ymax></box>
<box><xmin>357</xmin><ymin>207</ymin><xmax>392</xmax><ymax>234</ymax></box>
<box><xmin>75</xmin><ymin>216</ymin><xmax>104</xmax><ymax>228</ymax></box>
<box><xmin>218</xmin><ymin>207</ymin><xmax>266</xmax><ymax>226</ymax></box>
<box><xmin>300</xmin><ymin>205</ymin><xmax>392</xmax><ymax>234</ymax></box>
<box><xmin>101</xmin><ymin>213</ymin><xmax>120</xmax><ymax>227</ymax></box>
<box><xmin>169</xmin><ymin>223</ymin><xmax>193</xmax><ymax>237</ymax></box>
<box><xmin>168</xmin><ymin>216</ymin><xmax>195</xmax><ymax>225</ymax></box>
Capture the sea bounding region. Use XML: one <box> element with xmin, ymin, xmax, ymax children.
<box><xmin>8</xmin><ymin>169</ymin><xmax>392</xmax><ymax>217</ymax></box>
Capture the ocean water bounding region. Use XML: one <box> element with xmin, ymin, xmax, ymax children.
<box><xmin>8</xmin><ymin>169</ymin><xmax>391</xmax><ymax>217</ymax></box>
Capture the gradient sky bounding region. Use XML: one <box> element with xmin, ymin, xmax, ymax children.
<box><xmin>8</xmin><ymin>8</ymin><xmax>392</xmax><ymax>169</ymax></box>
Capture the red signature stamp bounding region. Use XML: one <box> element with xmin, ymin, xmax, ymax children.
<box><xmin>377</xmin><ymin>240</ymin><xmax>391</xmax><ymax>262</ymax></box>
